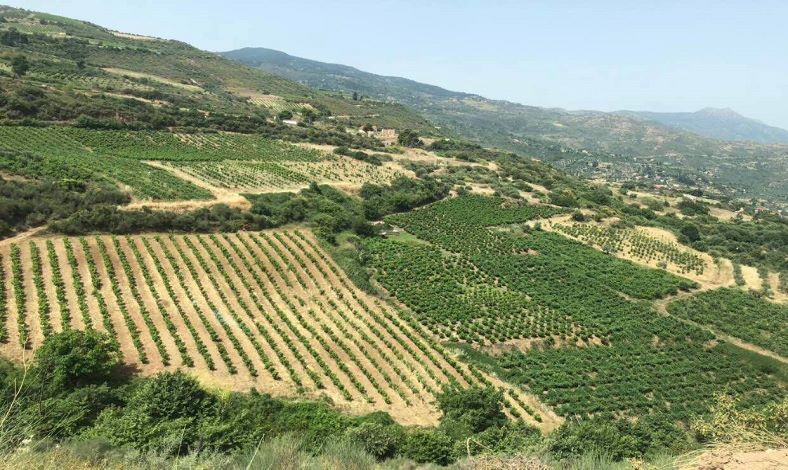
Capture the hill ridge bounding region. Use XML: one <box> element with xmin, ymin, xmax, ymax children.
<box><xmin>222</xmin><ymin>46</ymin><xmax>788</xmax><ymax>204</ymax></box>
<box><xmin>616</xmin><ymin>107</ymin><xmax>788</xmax><ymax>144</ymax></box>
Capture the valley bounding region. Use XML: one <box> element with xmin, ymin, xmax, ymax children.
<box><xmin>224</xmin><ymin>48</ymin><xmax>788</xmax><ymax>210</ymax></box>
<box><xmin>0</xmin><ymin>4</ymin><xmax>785</xmax><ymax>469</ymax></box>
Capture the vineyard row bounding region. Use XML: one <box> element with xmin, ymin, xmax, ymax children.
<box><xmin>0</xmin><ymin>230</ymin><xmax>549</xmax><ymax>426</ymax></box>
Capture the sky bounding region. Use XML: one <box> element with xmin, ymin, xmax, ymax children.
<box><xmin>6</xmin><ymin>0</ymin><xmax>788</xmax><ymax>129</ymax></box>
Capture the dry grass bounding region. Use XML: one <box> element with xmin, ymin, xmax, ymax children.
<box><xmin>453</xmin><ymin>454</ymin><xmax>551</xmax><ymax>470</ymax></box>
<box><xmin>101</xmin><ymin>68</ymin><xmax>203</xmax><ymax>92</ymax></box>
<box><xmin>690</xmin><ymin>395</ymin><xmax>787</xmax><ymax>449</ymax></box>
<box><xmin>0</xmin><ymin>434</ymin><xmax>376</xmax><ymax>470</ymax></box>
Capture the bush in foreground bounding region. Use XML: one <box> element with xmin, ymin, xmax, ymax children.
<box><xmin>0</xmin><ymin>331</ymin><xmax>758</xmax><ymax>468</ymax></box>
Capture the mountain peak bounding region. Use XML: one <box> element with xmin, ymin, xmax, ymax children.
<box><xmin>617</xmin><ymin>108</ymin><xmax>788</xmax><ymax>144</ymax></box>
<box><xmin>696</xmin><ymin>107</ymin><xmax>742</xmax><ymax>119</ymax></box>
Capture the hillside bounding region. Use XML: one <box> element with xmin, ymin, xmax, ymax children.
<box><xmin>221</xmin><ymin>48</ymin><xmax>722</xmax><ymax>155</ymax></box>
<box><xmin>618</xmin><ymin>107</ymin><xmax>788</xmax><ymax>144</ymax></box>
<box><xmin>223</xmin><ymin>47</ymin><xmax>788</xmax><ymax>206</ymax></box>
<box><xmin>221</xmin><ymin>48</ymin><xmax>788</xmax><ymax>154</ymax></box>
<box><xmin>0</xmin><ymin>5</ymin><xmax>786</xmax><ymax>470</ymax></box>
<box><xmin>0</xmin><ymin>7</ymin><xmax>436</xmax><ymax>134</ymax></box>
<box><xmin>0</xmin><ymin>229</ymin><xmax>552</xmax><ymax>427</ymax></box>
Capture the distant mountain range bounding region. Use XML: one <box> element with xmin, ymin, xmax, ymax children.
<box><xmin>616</xmin><ymin>108</ymin><xmax>788</xmax><ymax>144</ymax></box>
<box><xmin>221</xmin><ymin>48</ymin><xmax>698</xmax><ymax>156</ymax></box>
<box><xmin>220</xmin><ymin>47</ymin><xmax>788</xmax><ymax>203</ymax></box>
<box><xmin>220</xmin><ymin>47</ymin><xmax>788</xmax><ymax>153</ymax></box>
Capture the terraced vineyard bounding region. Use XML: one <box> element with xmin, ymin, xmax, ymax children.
<box><xmin>26</xmin><ymin>71</ymin><xmax>156</xmax><ymax>92</ymax></box>
<box><xmin>0</xmin><ymin>229</ymin><xmax>553</xmax><ymax>427</ymax></box>
<box><xmin>0</xmin><ymin>126</ymin><xmax>405</xmax><ymax>198</ymax></box>
<box><xmin>246</xmin><ymin>94</ymin><xmax>311</xmax><ymax>113</ymax></box>
<box><xmin>667</xmin><ymin>288</ymin><xmax>788</xmax><ymax>357</ymax></box>
<box><xmin>168</xmin><ymin>158</ymin><xmax>406</xmax><ymax>192</ymax></box>
<box><xmin>364</xmin><ymin>196</ymin><xmax>784</xmax><ymax>421</ymax></box>
<box><xmin>554</xmin><ymin>223</ymin><xmax>706</xmax><ymax>275</ymax></box>
<box><xmin>0</xmin><ymin>126</ymin><xmax>324</xmax><ymax>162</ymax></box>
<box><xmin>169</xmin><ymin>161</ymin><xmax>312</xmax><ymax>192</ymax></box>
<box><xmin>0</xmin><ymin>127</ymin><xmax>214</xmax><ymax>200</ymax></box>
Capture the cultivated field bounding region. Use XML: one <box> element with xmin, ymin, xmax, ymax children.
<box><xmin>27</xmin><ymin>71</ymin><xmax>155</xmax><ymax>92</ymax></box>
<box><xmin>554</xmin><ymin>222</ymin><xmax>707</xmax><ymax>275</ymax></box>
<box><xmin>243</xmin><ymin>93</ymin><xmax>313</xmax><ymax>113</ymax></box>
<box><xmin>538</xmin><ymin>217</ymin><xmax>786</xmax><ymax>302</ymax></box>
<box><xmin>0</xmin><ymin>126</ymin><xmax>410</xmax><ymax>202</ymax></box>
<box><xmin>667</xmin><ymin>288</ymin><xmax>788</xmax><ymax>358</ymax></box>
<box><xmin>102</xmin><ymin>67</ymin><xmax>205</xmax><ymax>92</ymax></box>
<box><xmin>367</xmin><ymin>196</ymin><xmax>784</xmax><ymax>421</ymax></box>
<box><xmin>163</xmin><ymin>157</ymin><xmax>407</xmax><ymax>194</ymax></box>
<box><xmin>0</xmin><ymin>229</ymin><xmax>555</xmax><ymax>428</ymax></box>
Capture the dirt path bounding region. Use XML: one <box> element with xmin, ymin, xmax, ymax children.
<box><xmin>102</xmin><ymin>68</ymin><xmax>203</xmax><ymax>92</ymax></box>
<box><xmin>741</xmin><ymin>265</ymin><xmax>763</xmax><ymax>291</ymax></box>
<box><xmin>142</xmin><ymin>161</ymin><xmax>220</xmax><ymax>195</ymax></box>
<box><xmin>767</xmin><ymin>272</ymin><xmax>787</xmax><ymax>304</ymax></box>
<box><xmin>0</xmin><ymin>226</ymin><xmax>47</xmax><ymax>250</ymax></box>
<box><xmin>680</xmin><ymin>446</ymin><xmax>788</xmax><ymax>470</ymax></box>
<box><xmin>655</xmin><ymin>293</ymin><xmax>788</xmax><ymax>365</ymax></box>
<box><xmin>124</xmin><ymin>196</ymin><xmax>251</xmax><ymax>212</ymax></box>
<box><xmin>127</xmin><ymin>161</ymin><xmax>251</xmax><ymax>212</ymax></box>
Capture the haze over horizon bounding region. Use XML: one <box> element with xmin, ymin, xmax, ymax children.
<box><xmin>7</xmin><ymin>0</ymin><xmax>788</xmax><ymax>129</ymax></box>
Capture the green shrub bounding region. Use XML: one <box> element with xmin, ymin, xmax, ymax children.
<box><xmin>89</xmin><ymin>406</ymin><xmax>197</xmax><ymax>453</ymax></box>
<box><xmin>548</xmin><ymin>419</ymin><xmax>641</xmax><ymax>461</ymax></box>
<box><xmin>677</xmin><ymin>199</ymin><xmax>709</xmax><ymax>216</ymax></box>
<box><xmin>198</xmin><ymin>391</ymin><xmax>285</xmax><ymax>452</ymax></box>
<box><xmin>437</xmin><ymin>385</ymin><xmax>506</xmax><ymax>439</ymax></box>
<box><xmin>128</xmin><ymin>371</ymin><xmax>215</xmax><ymax>421</ymax></box>
<box><xmin>402</xmin><ymin>429</ymin><xmax>454</xmax><ymax>465</ymax></box>
<box><xmin>26</xmin><ymin>385</ymin><xmax>117</xmax><ymax>439</ymax></box>
<box><xmin>32</xmin><ymin>330</ymin><xmax>120</xmax><ymax>392</ymax></box>
<box><xmin>454</xmin><ymin>422</ymin><xmax>541</xmax><ymax>458</ymax></box>
<box><xmin>397</xmin><ymin>129</ymin><xmax>423</xmax><ymax>148</ymax></box>
<box><xmin>344</xmin><ymin>421</ymin><xmax>404</xmax><ymax>460</ymax></box>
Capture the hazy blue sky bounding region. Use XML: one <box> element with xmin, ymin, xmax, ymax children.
<box><xmin>7</xmin><ymin>0</ymin><xmax>788</xmax><ymax>129</ymax></box>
